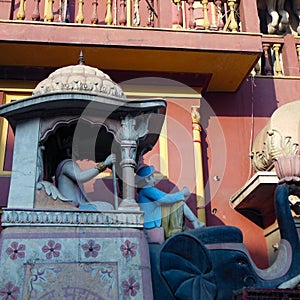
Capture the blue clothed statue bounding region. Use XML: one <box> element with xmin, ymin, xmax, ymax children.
<box><xmin>136</xmin><ymin>165</ymin><xmax>204</xmax><ymax>239</ymax></box>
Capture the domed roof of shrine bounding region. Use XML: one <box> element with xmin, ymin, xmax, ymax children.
<box><xmin>32</xmin><ymin>53</ymin><xmax>126</xmax><ymax>99</ymax></box>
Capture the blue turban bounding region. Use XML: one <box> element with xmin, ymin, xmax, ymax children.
<box><xmin>136</xmin><ymin>165</ymin><xmax>155</xmax><ymax>179</ymax></box>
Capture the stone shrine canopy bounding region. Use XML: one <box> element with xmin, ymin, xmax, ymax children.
<box><xmin>0</xmin><ymin>63</ymin><xmax>158</xmax><ymax>300</ymax></box>
<box><xmin>0</xmin><ymin>61</ymin><xmax>166</xmax><ymax>216</ymax></box>
<box><xmin>0</xmin><ymin>61</ymin><xmax>166</xmax><ymax>144</ymax></box>
<box><xmin>33</xmin><ymin>63</ymin><xmax>126</xmax><ymax>99</ymax></box>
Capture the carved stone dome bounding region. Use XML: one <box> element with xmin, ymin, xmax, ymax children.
<box><xmin>32</xmin><ymin>63</ymin><xmax>126</xmax><ymax>99</ymax></box>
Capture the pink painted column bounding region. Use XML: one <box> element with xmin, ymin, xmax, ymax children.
<box><xmin>157</xmin><ymin>0</ymin><xmax>172</xmax><ymax>28</ymax></box>
<box><xmin>239</xmin><ymin>0</ymin><xmax>260</xmax><ymax>33</ymax></box>
<box><xmin>282</xmin><ymin>34</ymin><xmax>300</xmax><ymax>76</ymax></box>
<box><xmin>0</xmin><ymin>0</ymin><xmax>14</xmax><ymax>19</ymax></box>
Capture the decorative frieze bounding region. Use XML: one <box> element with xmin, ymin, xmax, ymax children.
<box><xmin>250</xmin><ymin>129</ymin><xmax>298</xmax><ymax>172</ymax></box>
<box><xmin>32</xmin><ymin>64</ymin><xmax>126</xmax><ymax>99</ymax></box>
<box><xmin>274</xmin><ymin>155</ymin><xmax>300</xmax><ymax>184</ymax></box>
<box><xmin>1</xmin><ymin>209</ymin><xmax>144</xmax><ymax>228</ymax></box>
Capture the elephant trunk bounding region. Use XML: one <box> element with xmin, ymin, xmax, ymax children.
<box><xmin>278</xmin><ymin>274</ymin><xmax>300</xmax><ymax>289</ymax></box>
<box><xmin>275</xmin><ymin>184</ymin><xmax>299</xmax><ymax>249</ymax></box>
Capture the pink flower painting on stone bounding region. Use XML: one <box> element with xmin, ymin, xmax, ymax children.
<box><xmin>120</xmin><ymin>240</ymin><xmax>137</xmax><ymax>258</ymax></box>
<box><xmin>6</xmin><ymin>242</ymin><xmax>25</xmax><ymax>260</ymax></box>
<box><xmin>42</xmin><ymin>240</ymin><xmax>62</xmax><ymax>259</ymax></box>
<box><xmin>0</xmin><ymin>281</ymin><xmax>20</xmax><ymax>300</ymax></box>
<box><xmin>122</xmin><ymin>277</ymin><xmax>140</xmax><ymax>297</ymax></box>
<box><xmin>81</xmin><ymin>240</ymin><xmax>101</xmax><ymax>258</ymax></box>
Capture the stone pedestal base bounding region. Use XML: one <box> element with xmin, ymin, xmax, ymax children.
<box><xmin>0</xmin><ymin>226</ymin><xmax>153</xmax><ymax>299</ymax></box>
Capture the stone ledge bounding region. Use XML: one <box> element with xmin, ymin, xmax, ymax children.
<box><xmin>1</xmin><ymin>208</ymin><xmax>144</xmax><ymax>228</ymax></box>
<box><xmin>230</xmin><ymin>171</ymin><xmax>279</xmax><ymax>228</ymax></box>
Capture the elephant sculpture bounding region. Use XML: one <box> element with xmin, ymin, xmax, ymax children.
<box><xmin>257</xmin><ymin>0</ymin><xmax>289</xmax><ymax>33</ymax></box>
<box><xmin>257</xmin><ymin>0</ymin><xmax>300</xmax><ymax>34</ymax></box>
<box><xmin>291</xmin><ymin>0</ymin><xmax>300</xmax><ymax>34</ymax></box>
<box><xmin>149</xmin><ymin>184</ymin><xmax>300</xmax><ymax>299</ymax></box>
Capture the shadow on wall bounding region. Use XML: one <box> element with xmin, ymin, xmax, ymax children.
<box><xmin>200</xmin><ymin>77</ymin><xmax>278</xmax><ymax>226</ymax></box>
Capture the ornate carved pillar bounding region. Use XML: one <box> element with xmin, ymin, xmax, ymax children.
<box><xmin>17</xmin><ymin>0</ymin><xmax>25</xmax><ymax>20</ymax></box>
<box><xmin>147</xmin><ymin>0</ymin><xmax>155</xmax><ymax>27</ymax></box>
<box><xmin>44</xmin><ymin>0</ymin><xmax>54</xmax><ymax>22</ymax></box>
<box><xmin>59</xmin><ymin>0</ymin><xmax>69</xmax><ymax>22</ymax></box>
<box><xmin>76</xmin><ymin>0</ymin><xmax>84</xmax><ymax>23</ymax></box>
<box><xmin>91</xmin><ymin>0</ymin><xmax>98</xmax><ymax>24</ymax></box>
<box><xmin>214</xmin><ymin>0</ymin><xmax>224</xmax><ymax>29</ymax></box>
<box><xmin>172</xmin><ymin>0</ymin><xmax>183</xmax><ymax>29</ymax></box>
<box><xmin>119</xmin><ymin>0</ymin><xmax>127</xmax><ymax>26</ymax></box>
<box><xmin>210</xmin><ymin>1</ymin><xmax>218</xmax><ymax>30</ymax></box>
<box><xmin>118</xmin><ymin>115</ymin><xmax>149</xmax><ymax>210</ymax></box>
<box><xmin>119</xmin><ymin>139</ymin><xmax>138</xmax><ymax>208</ymax></box>
<box><xmin>105</xmin><ymin>0</ymin><xmax>113</xmax><ymax>25</ymax></box>
<box><xmin>225</xmin><ymin>0</ymin><xmax>238</xmax><ymax>32</ymax></box>
<box><xmin>133</xmin><ymin>0</ymin><xmax>140</xmax><ymax>26</ymax></box>
<box><xmin>187</xmin><ymin>0</ymin><xmax>195</xmax><ymax>29</ymax></box>
<box><xmin>191</xmin><ymin>106</ymin><xmax>206</xmax><ymax>225</ymax></box>
<box><xmin>262</xmin><ymin>43</ymin><xmax>273</xmax><ymax>75</ymax></box>
<box><xmin>273</xmin><ymin>43</ymin><xmax>283</xmax><ymax>76</ymax></box>
<box><xmin>32</xmin><ymin>0</ymin><xmax>41</xmax><ymax>21</ymax></box>
<box><xmin>201</xmin><ymin>0</ymin><xmax>210</xmax><ymax>30</ymax></box>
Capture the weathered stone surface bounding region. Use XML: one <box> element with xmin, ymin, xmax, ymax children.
<box><xmin>33</xmin><ymin>64</ymin><xmax>126</xmax><ymax>99</ymax></box>
<box><xmin>8</xmin><ymin>118</ymin><xmax>41</xmax><ymax>209</ymax></box>
<box><xmin>0</xmin><ymin>227</ymin><xmax>153</xmax><ymax>299</ymax></box>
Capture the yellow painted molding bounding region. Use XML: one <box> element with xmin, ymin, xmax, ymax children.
<box><xmin>159</xmin><ymin>119</ymin><xmax>169</xmax><ymax>178</ymax></box>
<box><xmin>126</xmin><ymin>0</ymin><xmax>131</xmax><ymax>27</ymax></box>
<box><xmin>0</xmin><ymin>92</ymin><xmax>30</xmax><ymax>175</ymax></box>
<box><xmin>121</xmin><ymin>83</ymin><xmax>202</xmax><ymax>98</ymax></box>
<box><xmin>0</xmin><ymin>171</ymin><xmax>12</xmax><ymax>176</ymax></box>
<box><xmin>0</xmin><ymin>88</ymin><xmax>34</xmax><ymax>93</ymax></box>
<box><xmin>125</xmin><ymin>91</ymin><xmax>202</xmax><ymax>99</ymax></box>
<box><xmin>191</xmin><ymin>105</ymin><xmax>206</xmax><ymax>224</ymax></box>
<box><xmin>0</xmin><ymin>116</ymin><xmax>9</xmax><ymax>174</ymax></box>
<box><xmin>0</xmin><ymin>80</ymin><xmax>36</xmax><ymax>92</ymax></box>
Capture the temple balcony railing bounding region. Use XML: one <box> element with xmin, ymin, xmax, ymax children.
<box><xmin>252</xmin><ymin>40</ymin><xmax>285</xmax><ymax>76</ymax></box>
<box><xmin>1</xmin><ymin>0</ymin><xmax>300</xmax><ymax>37</ymax></box>
<box><xmin>251</xmin><ymin>35</ymin><xmax>300</xmax><ymax>77</ymax></box>
<box><xmin>0</xmin><ymin>0</ymin><xmax>262</xmax><ymax>93</ymax></box>
<box><xmin>7</xmin><ymin>0</ymin><xmax>242</xmax><ymax>32</ymax></box>
<box><xmin>1</xmin><ymin>0</ymin><xmax>300</xmax><ymax>92</ymax></box>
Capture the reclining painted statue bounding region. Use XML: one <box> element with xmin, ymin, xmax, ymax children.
<box><xmin>37</xmin><ymin>142</ymin><xmax>117</xmax><ymax>210</ymax></box>
<box><xmin>56</xmin><ymin>154</ymin><xmax>115</xmax><ymax>210</ymax></box>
